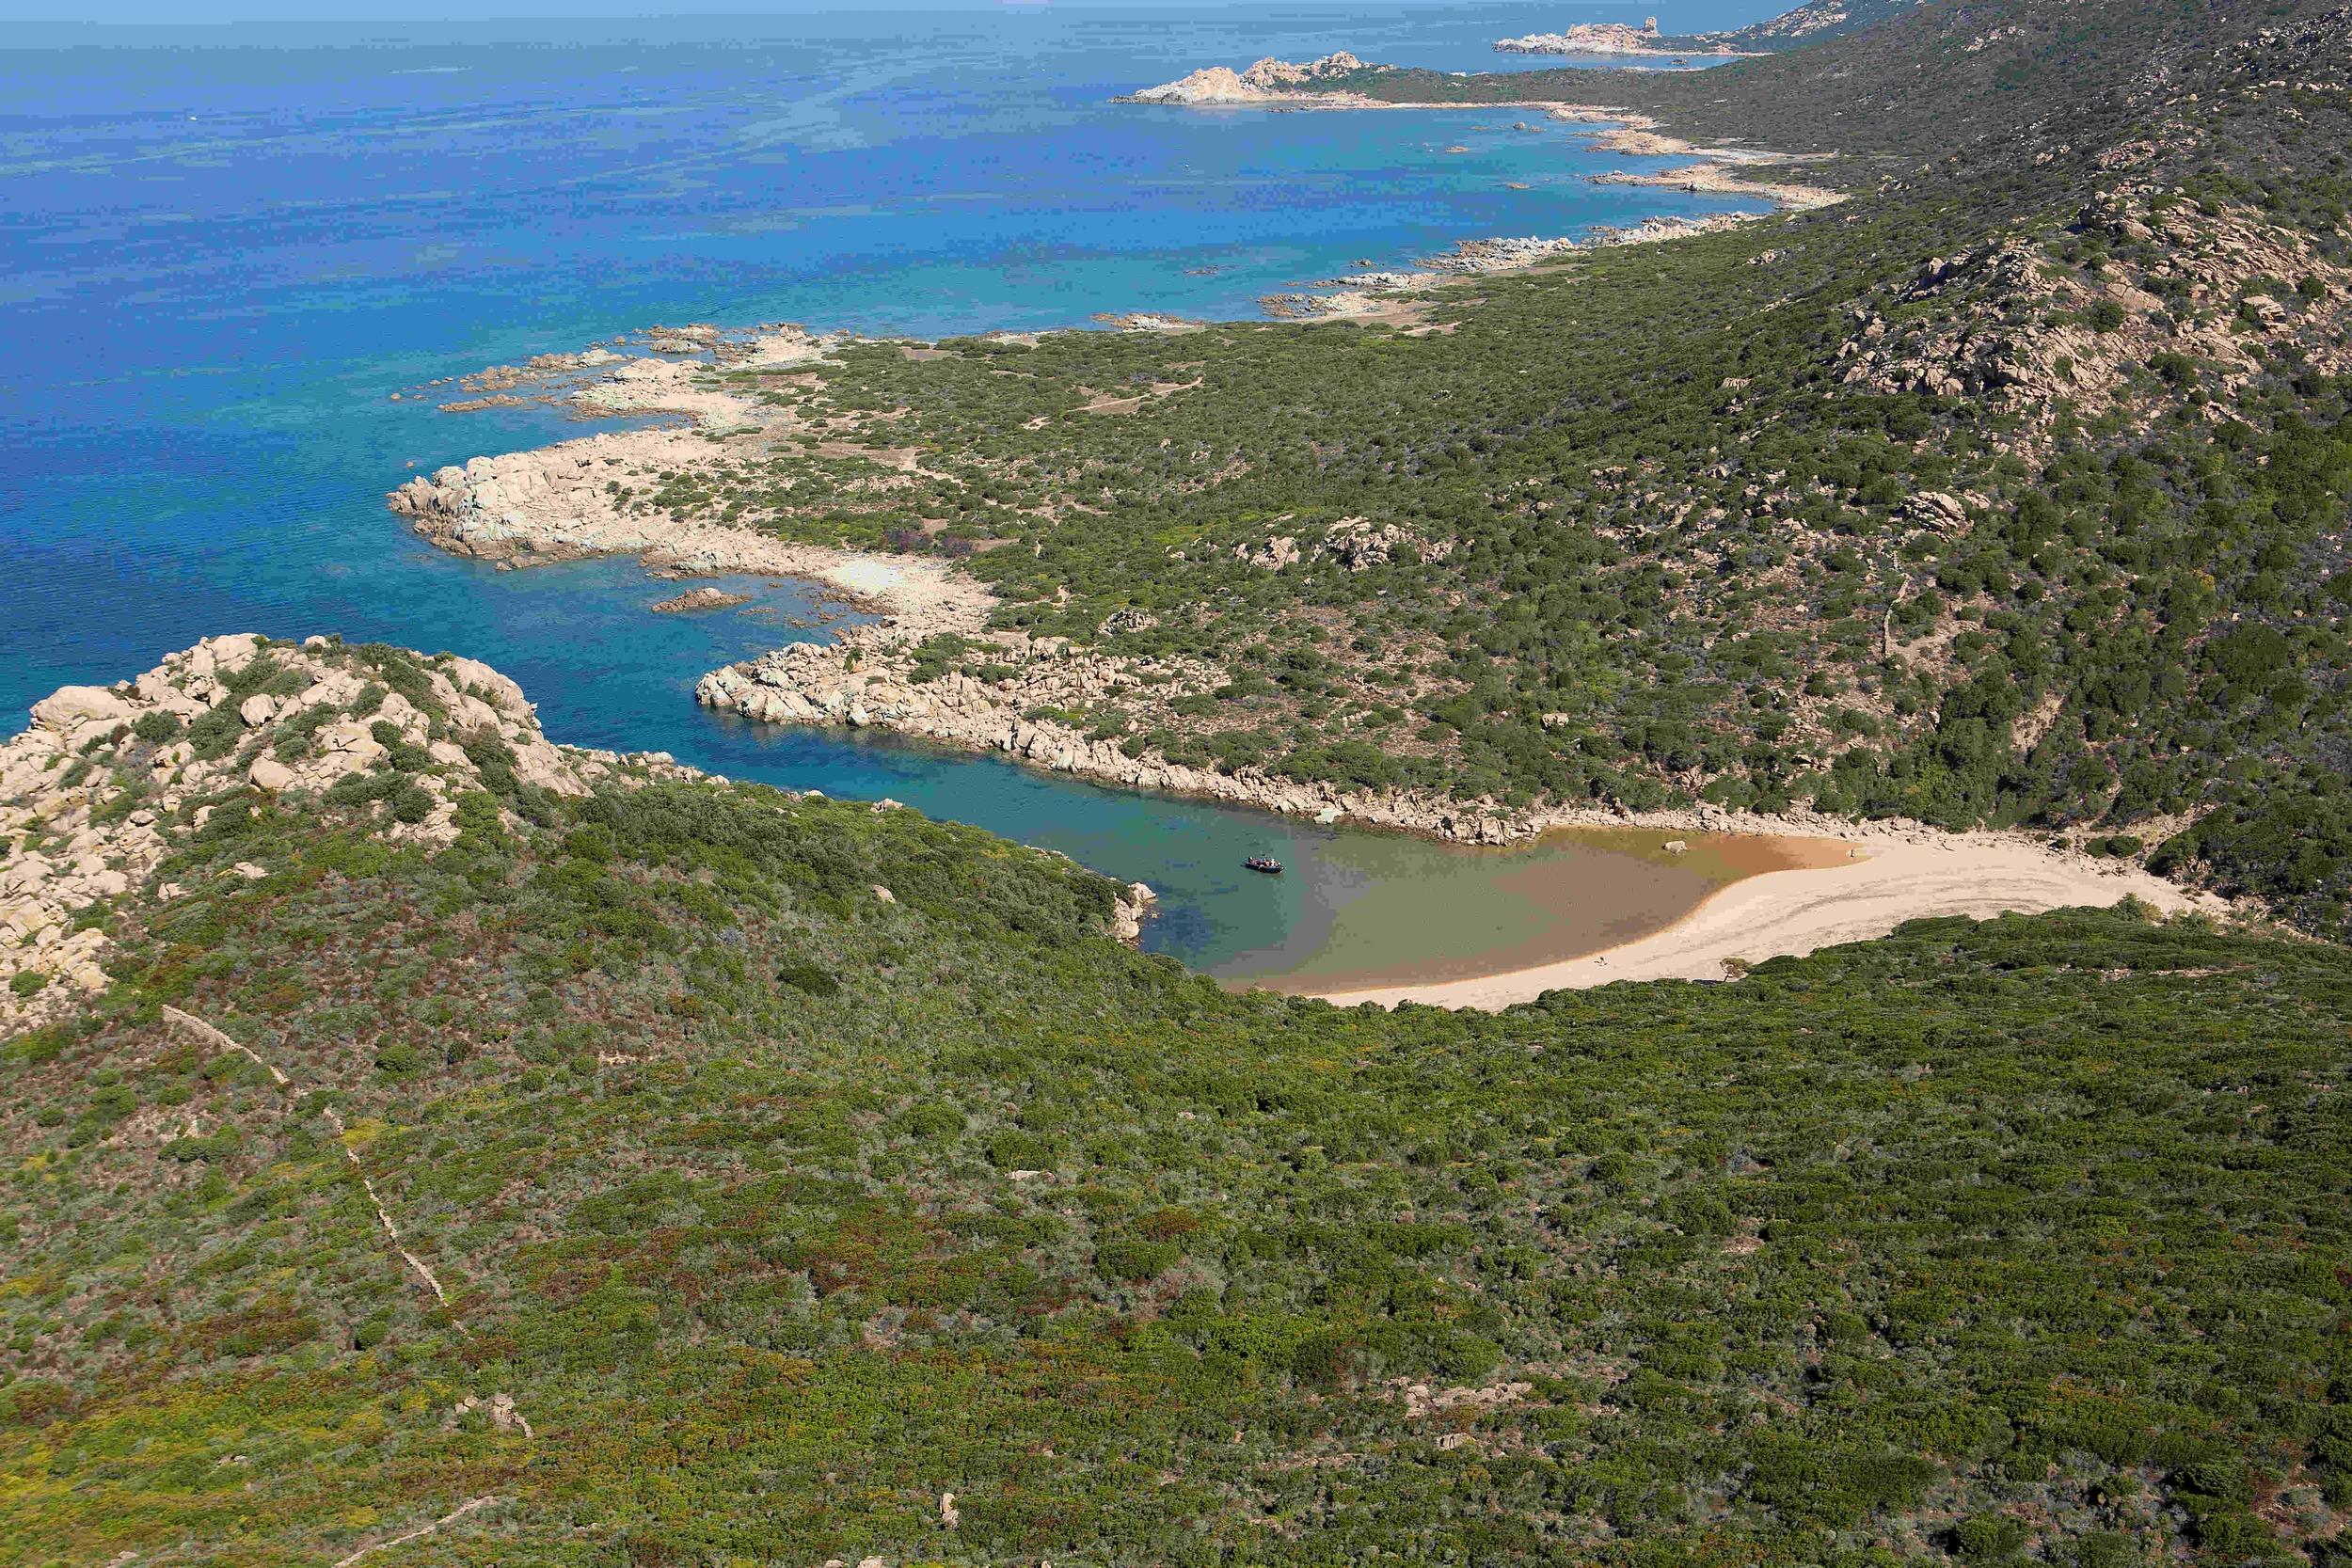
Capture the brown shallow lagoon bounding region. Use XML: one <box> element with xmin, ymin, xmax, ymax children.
<box><xmin>1222</xmin><ymin>827</ymin><xmax>1853</xmax><ymax>994</ymax></box>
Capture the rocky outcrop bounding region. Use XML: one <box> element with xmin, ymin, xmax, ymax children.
<box><xmin>1237</xmin><ymin>51</ymin><xmax>1364</xmax><ymax>87</ymax></box>
<box><xmin>1836</xmin><ymin>200</ymin><xmax>2352</xmax><ymax>427</ymax></box>
<box><xmin>698</xmin><ymin>628</ymin><xmax>1533</xmax><ymax>845</ymax></box>
<box><xmin>1125</xmin><ymin>67</ymin><xmax>1279</xmax><ymax>105</ymax></box>
<box><xmin>1110</xmin><ymin>881</ymin><xmax>1158</xmax><ymax>942</ymax></box>
<box><xmin>0</xmin><ymin>636</ymin><xmax>671</xmax><ymax>1035</ymax></box>
<box><xmin>1233</xmin><ymin>518</ymin><xmax>1453</xmax><ymax>572</ymax></box>
<box><xmin>1494</xmin><ymin>21</ymin><xmax>1744</xmax><ymax>55</ymax></box>
<box><xmin>389</xmin><ymin>431</ymin><xmax>992</xmax><ymax>635</ymax></box>
<box><xmin>389</xmin><ymin>430</ymin><xmax>713</xmax><ymax>566</ymax></box>
<box><xmin>650</xmin><ymin>587</ymin><xmax>752</xmax><ymax>614</ymax></box>
<box><xmin>1498</xmin><ymin>23</ymin><xmax>1659</xmax><ymax>55</ymax></box>
<box><xmin>1126</xmin><ymin>53</ymin><xmax>1369</xmax><ymax>105</ymax></box>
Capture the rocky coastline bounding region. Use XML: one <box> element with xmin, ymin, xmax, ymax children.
<box><xmin>1118</xmin><ymin>73</ymin><xmax>1846</xmax><ymax>316</ymax></box>
<box><xmin>385</xmin><ymin>345</ymin><xmax>994</xmax><ymax>636</ymax></box>
<box><xmin>683</xmin><ymin>621</ymin><xmax>2227</xmax><ymax>930</ymax></box>
<box><xmin>374</xmin><ymin>71</ymin><xmax>1851</xmax><ymax>858</ymax></box>
<box><xmin>0</xmin><ymin>633</ymin><xmax>1181</xmax><ymax>1037</ymax></box>
<box><xmin>0</xmin><ymin>634</ymin><xmax>719</xmax><ymax>1035</ymax></box>
<box><xmin>1121</xmin><ymin>52</ymin><xmax>1372</xmax><ymax>105</ymax></box>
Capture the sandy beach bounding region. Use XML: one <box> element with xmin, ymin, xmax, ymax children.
<box><xmin>1307</xmin><ymin>832</ymin><xmax>2228</xmax><ymax>1009</ymax></box>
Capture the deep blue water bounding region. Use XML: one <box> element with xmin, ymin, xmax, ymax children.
<box><xmin>0</xmin><ymin>3</ymin><xmax>1772</xmax><ymax>979</ymax></box>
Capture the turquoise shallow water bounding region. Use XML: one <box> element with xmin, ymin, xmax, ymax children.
<box><xmin>0</xmin><ymin>4</ymin><xmax>1768</xmax><ymax>980</ymax></box>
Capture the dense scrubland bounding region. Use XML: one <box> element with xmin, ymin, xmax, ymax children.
<box><xmin>5</xmin><ymin>741</ymin><xmax>2350</xmax><ymax>1565</ymax></box>
<box><xmin>10</xmin><ymin>1</ymin><xmax>2352</xmax><ymax>1563</ymax></box>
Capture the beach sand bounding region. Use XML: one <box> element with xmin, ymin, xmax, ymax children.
<box><xmin>1306</xmin><ymin>832</ymin><xmax>2224</xmax><ymax>1009</ymax></box>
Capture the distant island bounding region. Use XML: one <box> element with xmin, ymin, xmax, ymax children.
<box><xmin>1493</xmin><ymin>19</ymin><xmax>1754</xmax><ymax>57</ymax></box>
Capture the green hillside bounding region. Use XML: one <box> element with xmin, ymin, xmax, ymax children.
<box><xmin>9</xmin><ymin>1</ymin><xmax>2352</xmax><ymax>1562</ymax></box>
<box><xmin>6</xmin><ymin>725</ymin><xmax>2350</xmax><ymax>1565</ymax></box>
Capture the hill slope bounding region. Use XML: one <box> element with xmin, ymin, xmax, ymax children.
<box><xmin>4</xmin><ymin>637</ymin><xmax>2350</xmax><ymax>1565</ymax></box>
<box><xmin>1706</xmin><ymin>0</ymin><xmax>1933</xmax><ymax>49</ymax></box>
<box><xmin>11</xmin><ymin>3</ymin><xmax>2352</xmax><ymax>1562</ymax></box>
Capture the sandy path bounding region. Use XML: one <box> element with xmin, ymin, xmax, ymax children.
<box><xmin>1308</xmin><ymin>834</ymin><xmax>2223</xmax><ymax>1010</ymax></box>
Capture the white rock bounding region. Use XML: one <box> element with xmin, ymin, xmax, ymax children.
<box><xmin>449</xmin><ymin>657</ymin><xmax>529</xmax><ymax>716</ymax></box>
<box><xmin>248</xmin><ymin>756</ymin><xmax>296</xmax><ymax>792</ymax></box>
<box><xmin>30</xmin><ymin>686</ymin><xmax>135</xmax><ymax>732</ymax></box>
<box><xmin>202</xmin><ymin>633</ymin><xmax>263</xmax><ymax>673</ymax></box>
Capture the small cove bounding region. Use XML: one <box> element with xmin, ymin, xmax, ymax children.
<box><xmin>1220</xmin><ymin>828</ymin><xmax>1858</xmax><ymax>992</ymax></box>
<box><xmin>1</xmin><ymin>2</ymin><xmax>1796</xmax><ymax>995</ymax></box>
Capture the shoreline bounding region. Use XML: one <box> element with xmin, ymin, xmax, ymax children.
<box><xmin>387</xmin><ymin>88</ymin><xmax>1837</xmax><ymax>632</ymax></box>
<box><xmin>1301</xmin><ymin>828</ymin><xmax>2229</xmax><ymax>1009</ymax></box>
<box><xmin>389</xmin><ymin>77</ymin><xmax>1845</xmax><ymax>841</ymax></box>
<box><xmin>1118</xmin><ymin>77</ymin><xmax>1849</xmax><ymax>216</ymax></box>
<box><xmin>1226</xmin><ymin>828</ymin><xmax>1857</xmax><ymax>995</ymax></box>
<box><xmin>367</xmin><ymin>67</ymin><xmax>2260</xmax><ymax>996</ymax></box>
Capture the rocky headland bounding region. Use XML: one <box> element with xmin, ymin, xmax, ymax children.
<box><xmin>385</xmin><ymin>333</ymin><xmax>993</xmax><ymax>635</ymax></box>
<box><xmin>1122</xmin><ymin>52</ymin><xmax>1372</xmax><ymax>105</ymax></box>
<box><xmin>0</xmin><ymin>634</ymin><xmax>1168</xmax><ymax>1037</ymax></box>
<box><xmin>0</xmin><ymin>635</ymin><xmax>708</xmax><ymax>1034</ymax></box>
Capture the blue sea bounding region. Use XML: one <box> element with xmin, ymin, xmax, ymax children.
<box><xmin>0</xmin><ymin>2</ymin><xmax>1773</xmax><ymax>980</ymax></box>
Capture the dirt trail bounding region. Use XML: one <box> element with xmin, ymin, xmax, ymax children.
<box><xmin>163</xmin><ymin>1006</ymin><xmax>453</xmax><ymax>1305</ymax></box>
<box><xmin>332</xmin><ymin>1496</ymin><xmax>501</xmax><ymax>1568</ymax></box>
<box><xmin>160</xmin><ymin>1008</ymin><xmax>529</xmax><ymax>1560</ymax></box>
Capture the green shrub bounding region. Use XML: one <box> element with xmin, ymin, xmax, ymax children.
<box><xmin>898</xmin><ymin>1101</ymin><xmax>966</xmax><ymax>1139</ymax></box>
<box><xmin>389</xmin><ymin>784</ymin><xmax>435</xmax><ymax>825</ymax></box>
<box><xmin>985</xmin><ymin>1128</ymin><xmax>1057</xmax><ymax>1169</ymax></box>
<box><xmin>373</xmin><ymin>1041</ymin><xmax>427</xmax><ymax>1078</ymax></box>
<box><xmin>1953</xmin><ymin>1515</ymin><xmax>2031</xmax><ymax>1559</ymax></box>
<box><xmin>775</xmin><ymin>960</ymin><xmax>840</xmax><ymax>997</ymax></box>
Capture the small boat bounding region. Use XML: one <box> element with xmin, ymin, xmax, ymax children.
<box><xmin>1244</xmin><ymin>856</ymin><xmax>1284</xmax><ymax>875</ymax></box>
